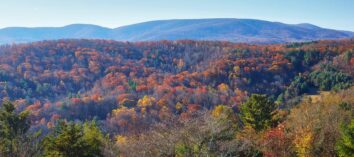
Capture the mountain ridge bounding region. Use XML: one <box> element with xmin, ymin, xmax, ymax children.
<box><xmin>1</xmin><ymin>18</ymin><xmax>353</xmax><ymax>44</ymax></box>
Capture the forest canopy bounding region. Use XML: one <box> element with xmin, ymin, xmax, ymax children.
<box><xmin>0</xmin><ymin>39</ymin><xmax>353</xmax><ymax>156</ymax></box>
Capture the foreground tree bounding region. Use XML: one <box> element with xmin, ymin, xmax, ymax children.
<box><xmin>336</xmin><ymin>119</ymin><xmax>354</xmax><ymax>157</ymax></box>
<box><xmin>0</xmin><ymin>101</ymin><xmax>42</xmax><ymax>157</ymax></box>
<box><xmin>43</xmin><ymin>120</ymin><xmax>105</xmax><ymax>157</ymax></box>
<box><xmin>117</xmin><ymin>110</ymin><xmax>263</xmax><ymax>157</ymax></box>
<box><xmin>240</xmin><ymin>94</ymin><xmax>278</xmax><ymax>132</ymax></box>
<box><xmin>286</xmin><ymin>89</ymin><xmax>353</xmax><ymax>157</ymax></box>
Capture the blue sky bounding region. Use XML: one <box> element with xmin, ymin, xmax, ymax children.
<box><xmin>0</xmin><ymin>0</ymin><xmax>353</xmax><ymax>31</ymax></box>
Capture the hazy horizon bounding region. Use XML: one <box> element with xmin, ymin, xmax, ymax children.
<box><xmin>1</xmin><ymin>18</ymin><xmax>353</xmax><ymax>32</ymax></box>
<box><xmin>1</xmin><ymin>0</ymin><xmax>354</xmax><ymax>31</ymax></box>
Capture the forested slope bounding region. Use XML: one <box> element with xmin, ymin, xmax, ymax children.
<box><xmin>0</xmin><ymin>39</ymin><xmax>353</xmax><ymax>156</ymax></box>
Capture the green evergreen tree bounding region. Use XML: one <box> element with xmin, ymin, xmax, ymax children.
<box><xmin>43</xmin><ymin>120</ymin><xmax>104</xmax><ymax>157</ymax></box>
<box><xmin>343</xmin><ymin>51</ymin><xmax>353</xmax><ymax>64</ymax></box>
<box><xmin>82</xmin><ymin>121</ymin><xmax>105</xmax><ymax>156</ymax></box>
<box><xmin>128</xmin><ymin>79</ymin><xmax>137</xmax><ymax>91</ymax></box>
<box><xmin>309</xmin><ymin>65</ymin><xmax>352</xmax><ymax>91</ymax></box>
<box><xmin>336</xmin><ymin>119</ymin><xmax>354</xmax><ymax>157</ymax></box>
<box><xmin>0</xmin><ymin>101</ymin><xmax>30</xmax><ymax>156</ymax></box>
<box><xmin>240</xmin><ymin>94</ymin><xmax>278</xmax><ymax>131</ymax></box>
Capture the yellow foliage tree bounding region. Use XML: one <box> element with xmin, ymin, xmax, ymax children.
<box><xmin>217</xmin><ymin>83</ymin><xmax>229</xmax><ymax>92</ymax></box>
<box><xmin>137</xmin><ymin>96</ymin><xmax>156</xmax><ymax>108</ymax></box>
<box><xmin>293</xmin><ymin>130</ymin><xmax>314</xmax><ymax>157</ymax></box>
<box><xmin>212</xmin><ymin>105</ymin><xmax>228</xmax><ymax>118</ymax></box>
<box><xmin>115</xmin><ymin>135</ymin><xmax>127</xmax><ymax>145</ymax></box>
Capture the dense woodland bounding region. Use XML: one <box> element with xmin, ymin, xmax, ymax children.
<box><xmin>0</xmin><ymin>39</ymin><xmax>353</xmax><ymax>157</ymax></box>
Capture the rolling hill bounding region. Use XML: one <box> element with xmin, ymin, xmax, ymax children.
<box><xmin>0</xmin><ymin>18</ymin><xmax>353</xmax><ymax>44</ymax></box>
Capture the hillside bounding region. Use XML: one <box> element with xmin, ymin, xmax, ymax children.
<box><xmin>0</xmin><ymin>39</ymin><xmax>353</xmax><ymax>156</ymax></box>
<box><xmin>1</xmin><ymin>19</ymin><xmax>353</xmax><ymax>44</ymax></box>
<box><xmin>0</xmin><ymin>39</ymin><xmax>352</xmax><ymax>121</ymax></box>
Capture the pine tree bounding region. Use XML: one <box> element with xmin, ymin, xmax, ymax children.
<box><xmin>0</xmin><ymin>101</ymin><xmax>30</xmax><ymax>156</ymax></box>
<box><xmin>336</xmin><ymin>119</ymin><xmax>354</xmax><ymax>157</ymax></box>
<box><xmin>240</xmin><ymin>94</ymin><xmax>278</xmax><ymax>131</ymax></box>
<box><xmin>43</xmin><ymin>120</ymin><xmax>105</xmax><ymax>157</ymax></box>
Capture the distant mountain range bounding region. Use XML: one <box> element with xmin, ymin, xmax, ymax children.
<box><xmin>1</xmin><ymin>18</ymin><xmax>353</xmax><ymax>44</ymax></box>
